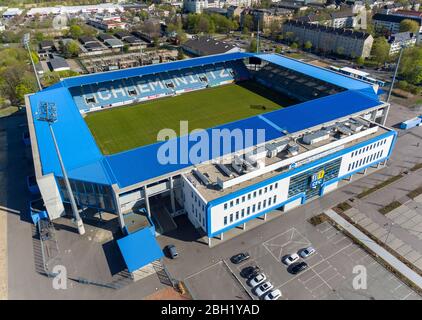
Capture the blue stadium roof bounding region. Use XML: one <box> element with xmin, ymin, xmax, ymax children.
<box><xmin>28</xmin><ymin>53</ymin><xmax>383</xmax><ymax>189</ymax></box>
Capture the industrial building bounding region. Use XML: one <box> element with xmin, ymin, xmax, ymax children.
<box><xmin>25</xmin><ymin>53</ymin><xmax>395</xmax><ymax>274</ymax></box>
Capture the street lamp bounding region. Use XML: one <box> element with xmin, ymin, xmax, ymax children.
<box><xmin>23</xmin><ymin>33</ymin><xmax>42</xmax><ymax>91</ymax></box>
<box><xmin>37</xmin><ymin>101</ymin><xmax>85</xmax><ymax>235</ymax></box>
<box><xmin>386</xmin><ymin>45</ymin><xmax>405</xmax><ymax>103</ymax></box>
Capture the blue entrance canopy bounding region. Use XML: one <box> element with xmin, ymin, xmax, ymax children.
<box><xmin>117</xmin><ymin>227</ymin><xmax>163</xmax><ymax>273</ymax></box>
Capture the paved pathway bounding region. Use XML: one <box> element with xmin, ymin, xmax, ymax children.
<box><xmin>325</xmin><ymin>209</ymin><xmax>422</xmax><ymax>290</ymax></box>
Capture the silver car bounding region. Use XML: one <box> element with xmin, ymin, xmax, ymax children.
<box><xmin>299</xmin><ymin>246</ymin><xmax>316</xmax><ymax>258</ymax></box>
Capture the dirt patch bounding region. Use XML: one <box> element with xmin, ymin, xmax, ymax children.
<box><xmin>143</xmin><ymin>287</ymin><xmax>191</xmax><ymax>300</ymax></box>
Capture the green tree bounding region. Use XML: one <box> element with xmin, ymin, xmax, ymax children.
<box><xmin>249</xmin><ymin>38</ymin><xmax>257</xmax><ymax>53</ymax></box>
<box><xmin>356</xmin><ymin>56</ymin><xmax>365</xmax><ymax>66</ymax></box>
<box><xmin>290</xmin><ymin>42</ymin><xmax>298</xmax><ymax>49</ymax></box>
<box><xmin>64</xmin><ymin>40</ymin><xmax>80</xmax><ymax>57</ymax></box>
<box><xmin>31</xmin><ymin>51</ymin><xmax>39</xmax><ymax>64</ymax></box>
<box><xmin>304</xmin><ymin>40</ymin><xmax>312</xmax><ymax>51</ymax></box>
<box><xmin>399</xmin><ymin>46</ymin><xmax>422</xmax><ymax>85</ymax></box>
<box><xmin>242</xmin><ymin>15</ymin><xmax>254</xmax><ymax>32</ymax></box>
<box><xmin>68</xmin><ymin>24</ymin><xmax>83</xmax><ymax>39</ymax></box>
<box><xmin>177</xmin><ymin>48</ymin><xmax>185</xmax><ymax>60</ymax></box>
<box><xmin>399</xmin><ymin>19</ymin><xmax>419</xmax><ymax>33</ymax></box>
<box><xmin>371</xmin><ymin>37</ymin><xmax>390</xmax><ymax>65</ymax></box>
<box><xmin>275</xmin><ymin>46</ymin><xmax>282</xmax><ymax>54</ymax></box>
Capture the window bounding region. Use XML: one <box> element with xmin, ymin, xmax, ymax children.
<box><xmin>253</xmin><ymin>191</ymin><xmax>257</xmax><ymax>198</ymax></box>
<box><xmin>273</xmin><ymin>195</ymin><xmax>277</xmax><ymax>203</ymax></box>
<box><xmin>236</xmin><ymin>198</ymin><xmax>239</xmax><ymax>205</ymax></box>
<box><xmin>248</xmin><ymin>194</ymin><xmax>251</xmax><ymax>200</ymax></box>
<box><xmin>348</xmin><ymin>163</ymin><xmax>351</xmax><ymax>171</ymax></box>
<box><xmin>247</xmin><ymin>207</ymin><xmax>250</xmax><ymax>215</ymax></box>
<box><xmin>236</xmin><ymin>211</ymin><xmax>239</xmax><ymax>220</ymax></box>
<box><xmin>270</xmin><ymin>185</ymin><xmax>273</xmax><ymax>191</ymax></box>
<box><xmin>268</xmin><ymin>198</ymin><xmax>272</xmax><ymax>206</ymax></box>
<box><xmin>259</xmin><ymin>189</ymin><xmax>262</xmax><ymax>196</ymax></box>
<box><xmin>230</xmin><ymin>201</ymin><xmax>233</xmax><ymax>207</ymax></box>
<box><xmin>263</xmin><ymin>200</ymin><xmax>267</xmax><ymax>208</ymax></box>
<box><xmin>230</xmin><ymin>214</ymin><xmax>233</xmax><ymax>223</ymax></box>
<box><xmin>264</xmin><ymin>187</ymin><xmax>267</xmax><ymax>193</ymax></box>
<box><xmin>241</xmin><ymin>209</ymin><xmax>245</xmax><ymax>218</ymax></box>
<box><xmin>258</xmin><ymin>202</ymin><xmax>261</xmax><ymax>210</ymax></box>
<box><xmin>242</xmin><ymin>196</ymin><xmax>245</xmax><ymax>203</ymax></box>
<box><xmin>85</xmin><ymin>96</ymin><xmax>96</xmax><ymax>104</ymax></box>
<box><xmin>252</xmin><ymin>204</ymin><xmax>256</xmax><ymax>213</ymax></box>
<box><xmin>224</xmin><ymin>203</ymin><xmax>227</xmax><ymax>210</ymax></box>
<box><xmin>275</xmin><ymin>183</ymin><xmax>278</xmax><ymax>189</ymax></box>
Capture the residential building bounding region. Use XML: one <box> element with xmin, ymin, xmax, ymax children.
<box><xmin>387</xmin><ymin>32</ymin><xmax>417</xmax><ymax>55</ymax></box>
<box><xmin>283</xmin><ymin>20</ymin><xmax>374</xmax><ymax>58</ymax></box>
<box><xmin>372</xmin><ymin>13</ymin><xmax>422</xmax><ymax>35</ymax></box>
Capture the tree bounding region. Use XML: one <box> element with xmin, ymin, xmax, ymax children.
<box><xmin>399</xmin><ymin>19</ymin><xmax>419</xmax><ymax>33</ymax></box>
<box><xmin>304</xmin><ymin>41</ymin><xmax>312</xmax><ymax>51</ymax></box>
<box><xmin>64</xmin><ymin>40</ymin><xmax>80</xmax><ymax>57</ymax></box>
<box><xmin>284</xmin><ymin>31</ymin><xmax>295</xmax><ymax>44</ymax></box>
<box><xmin>177</xmin><ymin>48</ymin><xmax>185</xmax><ymax>60</ymax></box>
<box><xmin>249</xmin><ymin>38</ymin><xmax>257</xmax><ymax>53</ymax></box>
<box><xmin>371</xmin><ymin>37</ymin><xmax>390</xmax><ymax>65</ymax></box>
<box><xmin>31</xmin><ymin>51</ymin><xmax>39</xmax><ymax>64</ymax></box>
<box><xmin>399</xmin><ymin>46</ymin><xmax>422</xmax><ymax>85</ymax></box>
<box><xmin>242</xmin><ymin>15</ymin><xmax>254</xmax><ymax>32</ymax></box>
<box><xmin>68</xmin><ymin>24</ymin><xmax>82</xmax><ymax>39</ymax></box>
<box><xmin>290</xmin><ymin>42</ymin><xmax>298</xmax><ymax>49</ymax></box>
<box><xmin>356</xmin><ymin>56</ymin><xmax>365</xmax><ymax>66</ymax></box>
<box><xmin>275</xmin><ymin>46</ymin><xmax>282</xmax><ymax>54</ymax></box>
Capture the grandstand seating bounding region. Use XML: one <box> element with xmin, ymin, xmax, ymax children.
<box><xmin>253</xmin><ymin>63</ymin><xmax>343</xmax><ymax>102</ymax></box>
<box><xmin>69</xmin><ymin>60</ymin><xmax>251</xmax><ymax>113</ymax></box>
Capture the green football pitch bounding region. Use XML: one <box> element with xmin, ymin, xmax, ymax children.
<box><xmin>84</xmin><ymin>81</ymin><xmax>297</xmax><ymax>155</ymax></box>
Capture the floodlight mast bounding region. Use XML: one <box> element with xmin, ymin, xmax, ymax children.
<box><xmin>38</xmin><ymin>102</ymin><xmax>85</xmax><ymax>235</ymax></box>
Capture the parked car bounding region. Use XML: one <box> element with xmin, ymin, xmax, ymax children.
<box><xmin>299</xmin><ymin>246</ymin><xmax>316</xmax><ymax>258</ymax></box>
<box><xmin>264</xmin><ymin>289</ymin><xmax>282</xmax><ymax>300</ymax></box>
<box><xmin>282</xmin><ymin>253</ymin><xmax>300</xmax><ymax>265</ymax></box>
<box><xmin>290</xmin><ymin>262</ymin><xmax>308</xmax><ymax>274</ymax></box>
<box><xmin>240</xmin><ymin>265</ymin><xmax>261</xmax><ymax>279</ymax></box>
<box><xmin>255</xmin><ymin>281</ymin><xmax>274</xmax><ymax>297</ymax></box>
<box><xmin>248</xmin><ymin>273</ymin><xmax>266</xmax><ymax>287</ymax></box>
<box><xmin>164</xmin><ymin>244</ymin><xmax>178</xmax><ymax>259</ymax></box>
<box><xmin>230</xmin><ymin>252</ymin><xmax>250</xmax><ymax>264</ymax></box>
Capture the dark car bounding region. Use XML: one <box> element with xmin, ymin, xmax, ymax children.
<box><xmin>230</xmin><ymin>252</ymin><xmax>250</xmax><ymax>264</ymax></box>
<box><xmin>164</xmin><ymin>244</ymin><xmax>178</xmax><ymax>259</ymax></box>
<box><xmin>289</xmin><ymin>262</ymin><xmax>308</xmax><ymax>274</ymax></box>
<box><xmin>240</xmin><ymin>265</ymin><xmax>261</xmax><ymax>279</ymax></box>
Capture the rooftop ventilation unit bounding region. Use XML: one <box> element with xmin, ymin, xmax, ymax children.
<box><xmin>266</xmin><ymin>140</ymin><xmax>289</xmax><ymax>158</ymax></box>
<box><xmin>302</xmin><ymin>130</ymin><xmax>330</xmax><ymax>145</ymax></box>
<box><xmin>287</xmin><ymin>143</ymin><xmax>299</xmax><ymax>156</ymax></box>
<box><xmin>337</xmin><ymin>125</ymin><xmax>354</xmax><ymax>136</ymax></box>
<box><xmin>193</xmin><ymin>169</ymin><xmax>210</xmax><ymax>186</ymax></box>
<box><xmin>216</xmin><ymin>163</ymin><xmax>233</xmax><ymax>178</ymax></box>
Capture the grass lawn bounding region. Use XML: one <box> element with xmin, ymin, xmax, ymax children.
<box><xmin>84</xmin><ymin>81</ymin><xmax>296</xmax><ymax>155</ymax></box>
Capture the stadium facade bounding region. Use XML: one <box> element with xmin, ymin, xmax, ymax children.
<box><xmin>26</xmin><ymin>52</ymin><xmax>395</xmax><ymax>270</ymax></box>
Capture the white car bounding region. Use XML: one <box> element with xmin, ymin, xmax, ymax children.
<box><xmin>255</xmin><ymin>281</ymin><xmax>274</xmax><ymax>297</ymax></box>
<box><xmin>264</xmin><ymin>289</ymin><xmax>282</xmax><ymax>300</ymax></box>
<box><xmin>248</xmin><ymin>273</ymin><xmax>266</xmax><ymax>287</ymax></box>
<box><xmin>283</xmin><ymin>253</ymin><xmax>300</xmax><ymax>265</ymax></box>
<box><xmin>299</xmin><ymin>246</ymin><xmax>316</xmax><ymax>258</ymax></box>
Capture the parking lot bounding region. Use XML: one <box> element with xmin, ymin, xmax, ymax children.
<box><xmin>227</xmin><ymin>224</ymin><xmax>421</xmax><ymax>300</ymax></box>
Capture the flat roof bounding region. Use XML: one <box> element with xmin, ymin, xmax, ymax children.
<box><xmin>188</xmin><ymin>121</ymin><xmax>392</xmax><ymax>201</ymax></box>
<box><xmin>27</xmin><ymin>53</ymin><xmax>383</xmax><ymax>190</ymax></box>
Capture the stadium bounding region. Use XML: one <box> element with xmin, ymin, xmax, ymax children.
<box><xmin>26</xmin><ymin>52</ymin><xmax>396</xmax><ymax>273</ymax></box>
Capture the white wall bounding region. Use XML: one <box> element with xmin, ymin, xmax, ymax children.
<box><xmin>209</xmin><ymin>176</ymin><xmax>290</xmax><ymax>235</ymax></box>
<box><xmin>338</xmin><ymin>134</ymin><xmax>394</xmax><ymax>177</ymax></box>
<box><xmin>182</xmin><ymin>175</ymin><xmax>207</xmax><ymax>231</ymax></box>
